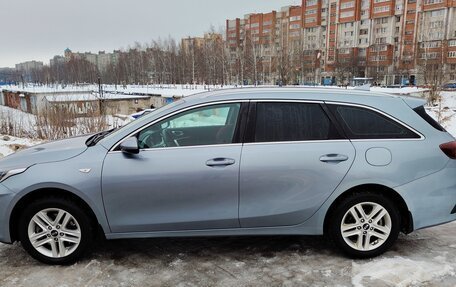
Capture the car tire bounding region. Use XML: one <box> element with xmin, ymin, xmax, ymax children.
<box><xmin>328</xmin><ymin>192</ymin><xmax>400</xmax><ymax>258</ymax></box>
<box><xmin>18</xmin><ymin>196</ymin><xmax>93</xmax><ymax>265</ymax></box>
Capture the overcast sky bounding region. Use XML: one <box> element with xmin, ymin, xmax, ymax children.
<box><xmin>0</xmin><ymin>0</ymin><xmax>301</xmax><ymax>68</ymax></box>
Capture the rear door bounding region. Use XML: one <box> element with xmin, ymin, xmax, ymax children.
<box><xmin>239</xmin><ymin>101</ymin><xmax>356</xmax><ymax>227</ymax></box>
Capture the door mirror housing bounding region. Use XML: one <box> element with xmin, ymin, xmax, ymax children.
<box><xmin>120</xmin><ymin>137</ymin><xmax>140</xmax><ymax>154</ymax></box>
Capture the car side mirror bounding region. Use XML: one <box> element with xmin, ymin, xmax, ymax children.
<box><xmin>120</xmin><ymin>137</ymin><xmax>140</xmax><ymax>154</ymax></box>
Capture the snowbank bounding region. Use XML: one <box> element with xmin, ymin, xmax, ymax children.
<box><xmin>352</xmin><ymin>256</ymin><xmax>455</xmax><ymax>287</ymax></box>
<box><xmin>0</xmin><ymin>135</ymin><xmax>41</xmax><ymax>158</ymax></box>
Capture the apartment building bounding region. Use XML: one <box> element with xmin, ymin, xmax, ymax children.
<box><xmin>226</xmin><ymin>6</ymin><xmax>305</xmax><ymax>84</ymax></box>
<box><xmin>49</xmin><ymin>48</ymin><xmax>120</xmax><ymax>72</ymax></box>
<box><xmin>181</xmin><ymin>33</ymin><xmax>223</xmax><ymax>53</ymax></box>
<box><xmin>226</xmin><ymin>0</ymin><xmax>456</xmax><ymax>86</ymax></box>
<box><xmin>15</xmin><ymin>61</ymin><xmax>44</xmax><ymax>82</ymax></box>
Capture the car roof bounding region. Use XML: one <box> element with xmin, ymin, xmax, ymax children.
<box><xmin>184</xmin><ymin>87</ymin><xmax>399</xmax><ymax>104</ymax></box>
<box><xmin>99</xmin><ymin>87</ymin><xmax>428</xmax><ymax>149</ymax></box>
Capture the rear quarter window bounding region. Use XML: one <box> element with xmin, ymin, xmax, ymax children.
<box><xmin>329</xmin><ymin>105</ymin><xmax>421</xmax><ymax>139</ymax></box>
<box><xmin>413</xmin><ymin>106</ymin><xmax>446</xmax><ymax>132</ymax></box>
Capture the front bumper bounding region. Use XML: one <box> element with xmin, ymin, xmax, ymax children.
<box><xmin>395</xmin><ymin>161</ymin><xmax>456</xmax><ymax>231</ymax></box>
<box><xmin>0</xmin><ymin>183</ymin><xmax>14</xmax><ymax>243</ymax></box>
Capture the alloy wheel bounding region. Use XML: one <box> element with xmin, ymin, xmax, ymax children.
<box><xmin>340</xmin><ymin>202</ymin><xmax>392</xmax><ymax>251</ymax></box>
<box><xmin>27</xmin><ymin>208</ymin><xmax>81</xmax><ymax>258</ymax></box>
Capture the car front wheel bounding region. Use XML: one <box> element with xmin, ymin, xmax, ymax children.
<box><xmin>18</xmin><ymin>197</ymin><xmax>93</xmax><ymax>265</ymax></box>
<box><xmin>329</xmin><ymin>193</ymin><xmax>400</xmax><ymax>258</ymax></box>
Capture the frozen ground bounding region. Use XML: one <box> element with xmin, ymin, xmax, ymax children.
<box><xmin>0</xmin><ymin>222</ymin><xmax>455</xmax><ymax>287</ymax></box>
<box><xmin>0</xmin><ymin>89</ymin><xmax>456</xmax><ymax>286</ymax></box>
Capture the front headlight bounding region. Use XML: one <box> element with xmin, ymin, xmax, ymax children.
<box><xmin>0</xmin><ymin>168</ymin><xmax>28</xmax><ymax>183</ymax></box>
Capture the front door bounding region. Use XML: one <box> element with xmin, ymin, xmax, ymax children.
<box><xmin>102</xmin><ymin>102</ymin><xmax>244</xmax><ymax>233</ymax></box>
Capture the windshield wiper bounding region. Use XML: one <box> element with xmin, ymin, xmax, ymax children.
<box><xmin>85</xmin><ymin>128</ymin><xmax>116</xmax><ymax>147</ymax></box>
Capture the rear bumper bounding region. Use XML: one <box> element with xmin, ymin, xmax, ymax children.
<box><xmin>395</xmin><ymin>161</ymin><xmax>456</xmax><ymax>231</ymax></box>
<box><xmin>0</xmin><ymin>183</ymin><xmax>14</xmax><ymax>243</ymax></box>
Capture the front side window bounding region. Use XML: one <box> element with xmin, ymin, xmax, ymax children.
<box><xmin>330</xmin><ymin>105</ymin><xmax>420</xmax><ymax>139</ymax></box>
<box><xmin>254</xmin><ymin>102</ymin><xmax>341</xmax><ymax>142</ymax></box>
<box><xmin>137</xmin><ymin>103</ymin><xmax>241</xmax><ymax>149</ymax></box>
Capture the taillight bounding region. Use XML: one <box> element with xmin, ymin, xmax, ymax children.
<box><xmin>439</xmin><ymin>141</ymin><xmax>456</xmax><ymax>159</ymax></box>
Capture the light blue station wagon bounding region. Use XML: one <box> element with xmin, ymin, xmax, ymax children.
<box><xmin>0</xmin><ymin>88</ymin><xmax>455</xmax><ymax>264</ymax></box>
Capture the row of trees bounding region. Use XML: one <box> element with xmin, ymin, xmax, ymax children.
<box><xmin>19</xmin><ymin>34</ymin><xmax>233</xmax><ymax>86</ymax></box>
<box><xmin>10</xmin><ymin>31</ymin><xmax>453</xmax><ymax>87</ymax></box>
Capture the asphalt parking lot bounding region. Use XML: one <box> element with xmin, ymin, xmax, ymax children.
<box><xmin>0</xmin><ymin>222</ymin><xmax>455</xmax><ymax>287</ymax></box>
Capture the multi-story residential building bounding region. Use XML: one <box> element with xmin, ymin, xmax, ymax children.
<box><xmin>15</xmin><ymin>61</ymin><xmax>43</xmax><ymax>72</ymax></box>
<box><xmin>226</xmin><ymin>0</ymin><xmax>456</xmax><ymax>86</ymax></box>
<box><xmin>97</xmin><ymin>51</ymin><xmax>119</xmax><ymax>72</ymax></box>
<box><xmin>180</xmin><ymin>33</ymin><xmax>224</xmax><ymax>84</ymax></box>
<box><xmin>15</xmin><ymin>61</ymin><xmax>44</xmax><ymax>82</ymax></box>
<box><xmin>50</xmin><ymin>55</ymin><xmax>66</xmax><ymax>67</ymax></box>
<box><xmin>226</xmin><ymin>6</ymin><xmax>306</xmax><ymax>85</ymax></box>
<box><xmin>50</xmin><ymin>49</ymin><xmax>119</xmax><ymax>72</ymax></box>
<box><xmin>181</xmin><ymin>33</ymin><xmax>223</xmax><ymax>52</ymax></box>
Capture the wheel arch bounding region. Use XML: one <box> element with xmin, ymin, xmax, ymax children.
<box><xmin>323</xmin><ymin>184</ymin><xmax>413</xmax><ymax>235</ymax></box>
<box><xmin>9</xmin><ymin>188</ymin><xmax>104</xmax><ymax>242</ymax></box>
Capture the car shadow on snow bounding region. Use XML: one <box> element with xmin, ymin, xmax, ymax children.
<box><xmin>0</xmin><ymin>231</ymin><xmax>434</xmax><ymax>269</ymax></box>
<box><xmin>90</xmin><ymin>235</ymin><xmax>338</xmax><ymax>263</ymax></box>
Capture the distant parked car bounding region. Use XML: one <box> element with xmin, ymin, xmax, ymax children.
<box><xmin>442</xmin><ymin>82</ymin><xmax>456</xmax><ymax>90</ymax></box>
<box><xmin>129</xmin><ymin>108</ymin><xmax>156</xmax><ymax>121</ymax></box>
<box><xmin>0</xmin><ymin>88</ymin><xmax>455</xmax><ymax>264</ymax></box>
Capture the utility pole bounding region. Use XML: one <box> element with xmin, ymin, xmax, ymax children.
<box><xmin>98</xmin><ymin>77</ymin><xmax>104</xmax><ymax>115</ymax></box>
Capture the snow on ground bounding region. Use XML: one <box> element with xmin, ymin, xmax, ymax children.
<box><xmin>369</xmin><ymin>86</ymin><xmax>428</xmax><ymax>95</ymax></box>
<box><xmin>0</xmin><ymin>83</ymin><xmax>223</xmax><ymax>97</ymax></box>
<box><xmin>0</xmin><ymin>104</ymin><xmax>126</xmax><ymax>140</ymax></box>
<box><xmin>0</xmin><ymin>222</ymin><xmax>455</xmax><ymax>286</ymax></box>
<box><xmin>1</xmin><ymin>83</ymin><xmax>430</xmax><ymax>98</ymax></box>
<box><xmin>44</xmin><ymin>92</ymin><xmax>152</xmax><ymax>102</ymax></box>
<box><xmin>352</xmin><ymin>256</ymin><xmax>455</xmax><ymax>287</ymax></box>
<box><xmin>0</xmin><ymin>105</ymin><xmax>38</xmax><ymax>138</ymax></box>
<box><xmin>0</xmin><ymin>84</ymin><xmax>95</xmax><ymax>94</ymax></box>
<box><xmin>0</xmin><ymin>135</ymin><xmax>41</xmax><ymax>158</ymax></box>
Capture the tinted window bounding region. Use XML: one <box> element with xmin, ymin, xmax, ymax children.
<box><xmin>331</xmin><ymin>105</ymin><xmax>420</xmax><ymax>139</ymax></box>
<box><xmin>138</xmin><ymin>103</ymin><xmax>240</xmax><ymax>148</ymax></box>
<box><xmin>254</xmin><ymin>102</ymin><xmax>341</xmax><ymax>142</ymax></box>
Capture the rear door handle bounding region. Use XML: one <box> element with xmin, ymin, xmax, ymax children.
<box><xmin>206</xmin><ymin>158</ymin><xmax>236</xmax><ymax>167</ymax></box>
<box><xmin>319</xmin><ymin>154</ymin><xmax>349</xmax><ymax>163</ymax></box>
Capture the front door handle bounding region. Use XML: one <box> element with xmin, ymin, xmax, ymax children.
<box><xmin>206</xmin><ymin>158</ymin><xmax>236</xmax><ymax>167</ymax></box>
<box><xmin>319</xmin><ymin>154</ymin><xmax>349</xmax><ymax>163</ymax></box>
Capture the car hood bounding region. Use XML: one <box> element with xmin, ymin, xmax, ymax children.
<box><xmin>0</xmin><ymin>135</ymin><xmax>92</xmax><ymax>170</ymax></box>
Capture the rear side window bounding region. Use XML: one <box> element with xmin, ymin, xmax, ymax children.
<box><xmin>254</xmin><ymin>102</ymin><xmax>342</xmax><ymax>142</ymax></box>
<box><xmin>330</xmin><ymin>105</ymin><xmax>420</xmax><ymax>139</ymax></box>
<box><xmin>413</xmin><ymin>105</ymin><xmax>446</xmax><ymax>132</ymax></box>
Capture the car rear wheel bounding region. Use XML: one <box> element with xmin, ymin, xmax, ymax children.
<box><xmin>18</xmin><ymin>197</ymin><xmax>93</xmax><ymax>265</ymax></box>
<box><xmin>329</xmin><ymin>193</ymin><xmax>400</xmax><ymax>258</ymax></box>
